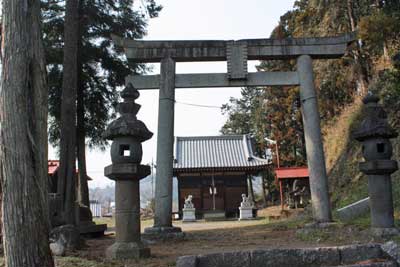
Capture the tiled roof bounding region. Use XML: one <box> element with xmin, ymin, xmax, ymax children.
<box><xmin>48</xmin><ymin>160</ymin><xmax>92</xmax><ymax>180</ymax></box>
<box><xmin>173</xmin><ymin>135</ymin><xmax>270</xmax><ymax>173</ymax></box>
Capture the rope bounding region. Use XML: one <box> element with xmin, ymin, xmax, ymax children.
<box><xmin>159</xmin><ymin>97</ymin><xmax>222</xmax><ymax>109</ymax></box>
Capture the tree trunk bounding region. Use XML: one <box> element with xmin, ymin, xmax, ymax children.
<box><xmin>76</xmin><ymin>0</ymin><xmax>90</xmax><ymax>209</ymax></box>
<box><xmin>58</xmin><ymin>0</ymin><xmax>79</xmax><ymax>226</ymax></box>
<box><xmin>261</xmin><ymin>172</ymin><xmax>268</xmax><ymax>208</ymax></box>
<box><xmin>0</xmin><ymin>182</ymin><xmax>2</xmax><ymax>245</ymax></box>
<box><xmin>347</xmin><ymin>0</ymin><xmax>369</xmax><ymax>95</ymax></box>
<box><xmin>247</xmin><ymin>176</ymin><xmax>255</xmax><ymax>202</ymax></box>
<box><xmin>347</xmin><ymin>0</ymin><xmax>356</xmax><ymax>31</ymax></box>
<box><xmin>0</xmin><ymin>0</ymin><xmax>55</xmax><ymax>266</ymax></box>
<box><xmin>77</xmin><ymin>97</ymin><xmax>90</xmax><ymax>207</ymax></box>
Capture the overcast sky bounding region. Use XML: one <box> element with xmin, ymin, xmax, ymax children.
<box><xmin>49</xmin><ymin>0</ymin><xmax>296</xmax><ymax>188</ymax></box>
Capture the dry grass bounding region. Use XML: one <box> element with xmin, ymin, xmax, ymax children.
<box><xmin>48</xmin><ymin>208</ymin><xmax>385</xmax><ymax>267</ymax></box>
<box><xmin>323</xmin><ymin>97</ymin><xmax>363</xmax><ymax>172</ymax></box>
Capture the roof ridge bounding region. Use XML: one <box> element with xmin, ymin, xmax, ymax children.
<box><xmin>176</xmin><ymin>134</ymin><xmax>246</xmax><ymax>140</ymax></box>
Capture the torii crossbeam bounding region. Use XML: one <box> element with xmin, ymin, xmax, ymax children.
<box><xmin>113</xmin><ymin>33</ymin><xmax>356</xmax><ymax>237</ymax></box>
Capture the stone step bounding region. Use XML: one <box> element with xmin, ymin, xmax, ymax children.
<box><xmin>203</xmin><ymin>211</ymin><xmax>226</xmax><ymax>221</ymax></box>
<box><xmin>176</xmin><ymin>244</ymin><xmax>396</xmax><ymax>267</ymax></box>
<box><xmin>326</xmin><ymin>260</ymin><xmax>397</xmax><ymax>267</ymax></box>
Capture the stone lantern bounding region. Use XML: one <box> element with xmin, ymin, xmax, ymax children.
<box><xmin>103</xmin><ymin>83</ymin><xmax>153</xmax><ymax>259</ymax></box>
<box><xmin>354</xmin><ymin>94</ymin><xmax>398</xmax><ymax>235</ymax></box>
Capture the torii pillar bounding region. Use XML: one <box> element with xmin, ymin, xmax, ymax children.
<box><xmin>153</xmin><ymin>57</ymin><xmax>179</xmax><ymax>230</ymax></box>
<box><xmin>297</xmin><ymin>55</ymin><xmax>331</xmax><ymax>221</ymax></box>
<box><xmin>113</xmin><ymin>33</ymin><xmax>356</xmax><ymax>235</ymax></box>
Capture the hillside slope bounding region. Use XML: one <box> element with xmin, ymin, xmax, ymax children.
<box><xmin>324</xmin><ymin>95</ymin><xmax>400</xmax><ymax>213</ymax></box>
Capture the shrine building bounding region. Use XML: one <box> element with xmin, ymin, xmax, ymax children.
<box><xmin>173</xmin><ymin>135</ymin><xmax>270</xmax><ymax>218</ymax></box>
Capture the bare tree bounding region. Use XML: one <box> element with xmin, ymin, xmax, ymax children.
<box><xmin>0</xmin><ymin>0</ymin><xmax>55</xmax><ymax>265</ymax></box>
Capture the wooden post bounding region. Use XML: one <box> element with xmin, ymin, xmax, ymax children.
<box><xmin>280</xmin><ymin>180</ymin><xmax>284</xmax><ymax>211</ymax></box>
<box><xmin>212</xmin><ymin>174</ymin><xmax>216</xmax><ymax>211</ymax></box>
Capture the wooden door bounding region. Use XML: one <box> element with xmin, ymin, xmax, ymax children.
<box><xmin>202</xmin><ymin>184</ymin><xmax>225</xmax><ymax>211</ymax></box>
<box><xmin>225</xmin><ymin>186</ymin><xmax>247</xmax><ymax>210</ymax></box>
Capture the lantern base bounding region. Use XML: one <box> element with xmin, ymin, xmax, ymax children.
<box><xmin>106</xmin><ymin>241</ymin><xmax>150</xmax><ymax>260</ymax></box>
<box><xmin>143</xmin><ymin>226</ymin><xmax>185</xmax><ymax>241</ymax></box>
<box><xmin>371</xmin><ymin>227</ymin><xmax>399</xmax><ymax>238</ymax></box>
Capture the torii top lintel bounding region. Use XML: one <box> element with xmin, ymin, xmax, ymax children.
<box><xmin>112</xmin><ymin>32</ymin><xmax>357</xmax><ymax>63</ymax></box>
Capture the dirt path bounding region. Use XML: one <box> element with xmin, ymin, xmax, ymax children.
<box><xmin>69</xmin><ymin>216</ymin><xmax>375</xmax><ymax>267</ymax></box>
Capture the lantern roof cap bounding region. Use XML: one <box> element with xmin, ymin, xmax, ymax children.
<box><xmin>103</xmin><ymin>83</ymin><xmax>153</xmax><ymax>142</ymax></box>
<box><xmin>354</xmin><ymin>94</ymin><xmax>398</xmax><ymax>141</ymax></box>
<box><xmin>121</xmin><ymin>83</ymin><xmax>140</xmax><ymax>100</ymax></box>
<box><xmin>103</xmin><ymin>117</ymin><xmax>153</xmax><ymax>141</ymax></box>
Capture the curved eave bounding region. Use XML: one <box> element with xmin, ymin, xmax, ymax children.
<box><xmin>173</xmin><ymin>164</ymin><xmax>269</xmax><ymax>175</ymax></box>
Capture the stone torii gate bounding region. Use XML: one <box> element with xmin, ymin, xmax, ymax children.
<box><xmin>113</xmin><ymin>33</ymin><xmax>356</xmax><ymax>236</ymax></box>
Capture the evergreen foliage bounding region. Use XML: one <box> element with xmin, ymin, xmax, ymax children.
<box><xmin>43</xmin><ymin>0</ymin><xmax>162</xmax><ymax>149</ymax></box>
<box><xmin>221</xmin><ymin>87</ymin><xmax>266</xmax><ymax>155</ymax></box>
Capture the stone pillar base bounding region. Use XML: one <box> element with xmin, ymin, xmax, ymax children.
<box><xmin>239</xmin><ymin>207</ymin><xmax>254</xmax><ymax>220</ymax></box>
<box><xmin>106</xmin><ymin>242</ymin><xmax>150</xmax><ymax>260</ymax></box>
<box><xmin>182</xmin><ymin>208</ymin><xmax>196</xmax><ymax>222</ymax></box>
<box><xmin>371</xmin><ymin>227</ymin><xmax>399</xmax><ymax>238</ymax></box>
<box><xmin>143</xmin><ymin>226</ymin><xmax>185</xmax><ymax>241</ymax></box>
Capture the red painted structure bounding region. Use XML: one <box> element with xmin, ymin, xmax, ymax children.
<box><xmin>48</xmin><ymin>160</ymin><xmax>61</xmax><ymax>175</ymax></box>
<box><xmin>275</xmin><ymin>166</ymin><xmax>309</xmax><ymax>210</ymax></box>
<box><xmin>48</xmin><ymin>160</ymin><xmax>93</xmax><ymax>195</ymax></box>
<box><xmin>48</xmin><ymin>160</ymin><xmax>92</xmax><ymax>180</ymax></box>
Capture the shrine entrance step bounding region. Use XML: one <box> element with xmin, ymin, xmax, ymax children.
<box><xmin>203</xmin><ymin>210</ymin><xmax>226</xmax><ymax>221</ymax></box>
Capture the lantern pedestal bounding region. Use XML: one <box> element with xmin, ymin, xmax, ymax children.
<box><xmin>361</xmin><ymin>161</ymin><xmax>398</xmax><ymax>234</ymax></box>
<box><xmin>104</xmin><ymin>163</ymin><xmax>150</xmax><ymax>260</ymax></box>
